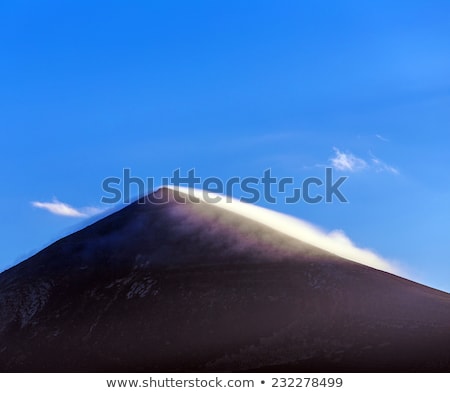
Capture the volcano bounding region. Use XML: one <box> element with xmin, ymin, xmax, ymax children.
<box><xmin>0</xmin><ymin>187</ymin><xmax>449</xmax><ymax>372</ymax></box>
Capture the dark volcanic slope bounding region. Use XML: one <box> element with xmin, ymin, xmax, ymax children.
<box><xmin>0</xmin><ymin>187</ymin><xmax>449</xmax><ymax>372</ymax></box>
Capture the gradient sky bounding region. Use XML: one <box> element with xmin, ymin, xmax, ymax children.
<box><xmin>1</xmin><ymin>1</ymin><xmax>449</xmax><ymax>291</ymax></box>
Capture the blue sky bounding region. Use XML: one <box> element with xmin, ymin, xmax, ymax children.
<box><xmin>1</xmin><ymin>1</ymin><xmax>449</xmax><ymax>291</ymax></box>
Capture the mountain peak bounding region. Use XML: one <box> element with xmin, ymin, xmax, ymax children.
<box><xmin>138</xmin><ymin>185</ymin><xmax>200</xmax><ymax>205</ymax></box>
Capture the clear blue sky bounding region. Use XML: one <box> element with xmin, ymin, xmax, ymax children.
<box><xmin>1</xmin><ymin>1</ymin><xmax>449</xmax><ymax>291</ymax></box>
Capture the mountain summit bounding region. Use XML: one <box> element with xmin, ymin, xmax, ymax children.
<box><xmin>0</xmin><ymin>187</ymin><xmax>449</xmax><ymax>371</ymax></box>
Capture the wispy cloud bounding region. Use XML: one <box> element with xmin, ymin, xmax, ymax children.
<box><xmin>330</xmin><ymin>147</ymin><xmax>399</xmax><ymax>175</ymax></box>
<box><xmin>375</xmin><ymin>134</ymin><xmax>389</xmax><ymax>142</ymax></box>
<box><xmin>31</xmin><ymin>199</ymin><xmax>103</xmax><ymax>218</ymax></box>
<box><xmin>330</xmin><ymin>148</ymin><xmax>368</xmax><ymax>172</ymax></box>
<box><xmin>370</xmin><ymin>156</ymin><xmax>399</xmax><ymax>175</ymax></box>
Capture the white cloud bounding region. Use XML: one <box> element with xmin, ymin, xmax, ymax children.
<box><xmin>330</xmin><ymin>147</ymin><xmax>399</xmax><ymax>175</ymax></box>
<box><xmin>31</xmin><ymin>199</ymin><xmax>103</xmax><ymax>218</ymax></box>
<box><xmin>330</xmin><ymin>147</ymin><xmax>368</xmax><ymax>172</ymax></box>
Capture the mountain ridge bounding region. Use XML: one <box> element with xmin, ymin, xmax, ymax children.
<box><xmin>0</xmin><ymin>186</ymin><xmax>449</xmax><ymax>371</ymax></box>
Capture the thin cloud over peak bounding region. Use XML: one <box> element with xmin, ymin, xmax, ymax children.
<box><xmin>172</xmin><ymin>186</ymin><xmax>398</xmax><ymax>274</ymax></box>
<box><xmin>31</xmin><ymin>199</ymin><xmax>103</xmax><ymax>218</ymax></box>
